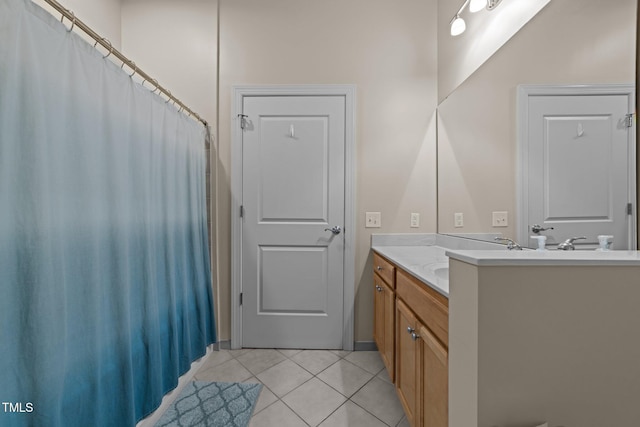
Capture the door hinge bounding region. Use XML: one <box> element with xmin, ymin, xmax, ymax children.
<box><xmin>240</xmin><ymin>205</ymin><xmax>245</xmax><ymax>218</ymax></box>
<box><xmin>239</xmin><ymin>292</ymin><xmax>243</xmax><ymax>305</ymax></box>
<box><xmin>625</xmin><ymin>113</ymin><xmax>634</xmax><ymax>128</ymax></box>
<box><xmin>627</xmin><ymin>203</ymin><xmax>633</xmax><ymax>215</ymax></box>
<box><xmin>238</xmin><ymin>114</ymin><xmax>248</xmax><ymax>129</ymax></box>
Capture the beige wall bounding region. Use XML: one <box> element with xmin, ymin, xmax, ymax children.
<box><xmin>218</xmin><ymin>0</ymin><xmax>438</xmax><ymax>342</ymax></box>
<box><xmin>120</xmin><ymin>0</ymin><xmax>218</xmax><ymax>123</ymax></box>
<box><xmin>34</xmin><ymin>0</ymin><xmax>122</xmax><ymax>49</ymax></box>
<box><xmin>437</xmin><ymin>0</ymin><xmax>636</xmax><ymax>239</ymax></box>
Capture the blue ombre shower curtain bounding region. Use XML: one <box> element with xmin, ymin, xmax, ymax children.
<box><xmin>0</xmin><ymin>0</ymin><xmax>216</xmax><ymax>426</ymax></box>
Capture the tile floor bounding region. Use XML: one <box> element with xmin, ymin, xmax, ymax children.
<box><xmin>192</xmin><ymin>348</ymin><xmax>409</xmax><ymax>427</ymax></box>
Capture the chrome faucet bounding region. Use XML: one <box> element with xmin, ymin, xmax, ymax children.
<box><xmin>494</xmin><ymin>237</ymin><xmax>523</xmax><ymax>250</ymax></box>
<box><xmin>557</xmin><ymin>236</ymin><xmax>586</xmax><ymax>250</ymax></box>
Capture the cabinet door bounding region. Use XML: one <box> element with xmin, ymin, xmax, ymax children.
<box><xmin>373</xmin><ymin>274</ymin><xmax>385</xmax><ymax>359</ymax></box>
<box><xmin>396</xmin><ymin>299</ymin><xmax>420</xmax><ymax>426</ymax></box>
<box><xmin>374</xmin><ymin>274</ymin><xmax>395</xmax><ymax>382</ymax></box>
<box><xmin>419</xmin><ymin>324</ymin><xmax>448</xmax><ymax>427</ymax></box>
<box><xmin>382</xmin><ymin>279</ymin><xmax>395</xmax><ymax>382</ymax></box>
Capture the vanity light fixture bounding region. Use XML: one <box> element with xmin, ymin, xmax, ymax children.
<box><xmin>450</xmin><ymin>14</ymin><xmax>466</xmax><ymax>36</ymax></box>
<box><xmin>469</xmin><ymin>0</ymin><xmax>487</xmax><ymax>13</ymax></box>
<box><xmin>449</xmin><ymin>0</ymin><xmax>503</xmax><ymax>36</ymax></box>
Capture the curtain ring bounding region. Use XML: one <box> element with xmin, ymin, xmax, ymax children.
<box><xmin>165</xmin><ymin>90</ymin><xmax>173</xmax><ymax>103</ymax></box>
<box><xmin>150</xmin><ymin>79</ymin><xmax>160</xmax><ymax>93</ymax></box>
<box><xmin>120</xmin><ymin>61</ymin><xmax>136</xmax><ymax>75</ymax></box>
<box><xmin>94</xmin><ymin>37</ymin><xmax>110</xmax><ymax>49</ymax></box>
<box><xmin>95</xmin><ymin>38</ymin><xmax>114</xmax><ymax>59</ymax></box>
<box><xmin>128</xmin><ymin>62</ymin><xmax>137</xmax><ymax>78</ymax></box>
<box><xmin>101</xmin><ymin>39</ymin><xmax>113</xmax><ymax>59</ymax></box>
<box><xmin>62</xmin><ymin>10</ymin><xmax>76</xmax><ymax>32</ymax></box>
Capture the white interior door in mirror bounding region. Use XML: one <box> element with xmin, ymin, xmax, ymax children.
<box><xmin>241</xmin><ymin>95</ymin><xmax>345</xmax><ymax>349</ymax></box>
<box><xmin>519</xmin><ymin>86</ymin><xmax>635</xmax><ymax>249</ymax></box>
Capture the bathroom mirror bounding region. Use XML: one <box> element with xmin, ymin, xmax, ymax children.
<box><xmin>436</xmin><ymin>0</ymin><xmax>637</xmax><ymax>248</ymax></box>
<box><xmin>437</xmin><ymin>0</ymin><xmax>551</xmax><ymax>103</ymax></box>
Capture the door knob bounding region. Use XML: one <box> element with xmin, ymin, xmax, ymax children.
<box><xmin>324</xmin><ymin>226</ymin><xmax>342</xmax><ymax>235</ymax></box>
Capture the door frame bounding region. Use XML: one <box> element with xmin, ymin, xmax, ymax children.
<box><xmin>516</xmin><ymin>84</ymin><xmax>637</xmax><ymax>248</ymax></box>
<box><xmin>231</xmin><ymin>85</ymin><xmax>356</xmax><ymax>350</ymax></box>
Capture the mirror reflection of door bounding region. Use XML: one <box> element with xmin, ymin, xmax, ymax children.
<box><xmin>518</xmin><ymin>85</ymin><xmax>636</xmax><ymax>250</ymax></box>
<box><xmin>435</xmin><ymin>1</ymin><xmax>635</xmax><ymax>245</ymax></box>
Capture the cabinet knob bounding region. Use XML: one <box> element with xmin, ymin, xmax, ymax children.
<box><xmin>407</xmin><ymin>326</ymin><xmax>415</xmax><ymax>334</ymax></box>
<box><xmin>375</xmin><ymin>285</ymin><xmax>383</xmax><ymax>292</ymax></box>
<box><xmin>376</xmin><ymin>266</ymin><xmax>383</xmax><ymax>271</ymax></box>
<box><xmin>411</xmin><ymin>332</ymin><xmax>420</xmax><ymax>341</ymax></box>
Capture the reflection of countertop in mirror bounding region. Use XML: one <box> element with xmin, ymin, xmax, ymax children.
<box><xmin>446</xmin><ymin>249</ymin><xmax>640</xmax><ymax>266</ymax></box>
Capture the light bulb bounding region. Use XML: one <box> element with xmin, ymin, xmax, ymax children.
<box><xmin>450</xmin><ymin>16</ymin><xmax>466</xmax><ymax>36</ymax></box>
<box><xmin>470</xmin><ymin>0</ymin><xmax>487</xmax><ymax>13</ymax></box>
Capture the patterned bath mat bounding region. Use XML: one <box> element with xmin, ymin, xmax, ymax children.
<box><xmin>155</xmin><ymin>381</ymin><xmax>262</xmax><ymax>427</ymax></box>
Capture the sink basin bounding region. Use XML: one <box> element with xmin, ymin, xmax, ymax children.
<box><xmin>431</xmin><ymin>266</ymin><xmax>449</xmax><ymax>281</ymax></box>
<box><xmin>422</xmin><ymin>262</ymin><xmax>449</xmax><ymax>281</ymax></box>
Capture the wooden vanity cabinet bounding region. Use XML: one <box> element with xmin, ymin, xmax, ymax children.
<box><xmin>373</xmin><ymin>253</ymin><xmax>396</xmax><ymax>382</ymax></box>
<box><xmin>373</xmin><ymin>256</ymin><xmax>448</xmax><ymax>427</ymax></box>
<box><xmin>395</xmin><ymin>269</ymin><xmax>449</xmax><ymax>427</ymax></box>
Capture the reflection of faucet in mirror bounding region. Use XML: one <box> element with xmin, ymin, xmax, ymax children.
<box><xmin>531</xmin><ymin>224</ymin><xmax>554</xmax><ymax>234</ymax></box>
<box><xmin>557</xmin><ymin>237</ymin><xmax>586</xmax><ymax>251</ymax></box>
<box><xmin>494</xmin><ymin>237</ymin><xmax>522</xmax><ymax>250</ymax></box>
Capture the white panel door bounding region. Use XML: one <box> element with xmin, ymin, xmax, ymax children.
<box><xmin>526</xmin><ymin>92</ymin><xmax>633</xmax><ymax>249</ymax></box>
<box><xmin>241</xmin><ymin>95</ymin><xmax>345</xmax><ymax>349</ymax></box>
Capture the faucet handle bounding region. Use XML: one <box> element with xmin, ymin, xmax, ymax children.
<box><xmin>494</xmin><ymin>237</ymin><xmax>522</xmax><ymax>250</ymax></box>
<box><xmin>567</xmin><ymin>236</ymin><xmax>587</xmax><ymax>243</ymax></box>
<box><xmin>558</xmin><ymin>236</ymin><xmax>587</xmax><ymax>250</ymax></box>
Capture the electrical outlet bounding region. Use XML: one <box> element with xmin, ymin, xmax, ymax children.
<box><xmin>365</xmin><ymin>212</ymin><xmax>381</xmax><ymax>228</ymax></box>
<box><xmin>410</xmin><ymin>213</ymin><xmax>420</xmax><ymax>228</ymax></box>
<box><xmin>492</xmin><ymin>211</ymin><xmax>508</xmax><ymax>227</ymax></box>
<box><xmin>454</xmin><ymin>212</ymin><xmax>464</xmax><ymax>228</ymax></box>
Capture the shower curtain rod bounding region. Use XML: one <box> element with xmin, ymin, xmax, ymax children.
<box><xmin>42</xmin><ymin>0</ymin><xmax>208</xmax><ymax>128</ymax></box>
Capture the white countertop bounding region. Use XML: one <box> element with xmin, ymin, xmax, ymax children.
<box><xmin>372</xmin><ymin>245</ymin><xmax>450</xmax><ymax>297</ymax></box>
<box><xmin>446</xmin><ymin>249</ymin><xmax>640</xmax><ymax>266</ymax></box>
<box><xmin>371</xmin><ymin>234</ymin><xmax>640</xmax><ymax>297</ymax></box>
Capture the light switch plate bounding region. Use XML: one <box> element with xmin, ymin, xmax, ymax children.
<box><xmin>454</xmin><ymin>212</ymin><xmax>464</xmax><ymax>228</ymax></box>
<box><xmin>492</xmin><ymin>211</ymin><xmax>508</xmax><ymax>227</ymax></box>
<box><xmin>365</xmin><ymin>212</ymin><xmax>381</xmax><ymax>228</ymax></box>
<box><xmin>410</xmin><ymin>213</ymin><xmax>420</xmax><ymax>228</ymax></box>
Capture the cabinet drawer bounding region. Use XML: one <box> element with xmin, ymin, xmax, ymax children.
<box><xmin>373</xmin><ymin>252</ymin><xmax>396</xmax><ymax>288</ymax></box>
<box><xmin>396</xmin><ymin>269</ymin><xmax>449</xmax><ymax>348</ymax></box>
